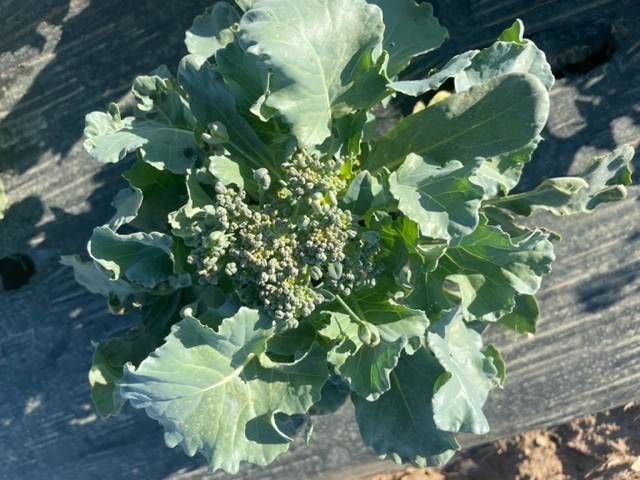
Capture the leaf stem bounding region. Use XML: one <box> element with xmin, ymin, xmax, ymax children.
<box><xmin>335</xmin><ymin>294</ymin><xmax>363</xmax><ymax>326</ymax></box>
<box><xmin>484</xmin><ymin>192</ymin><xmax>530</xmax><ymax>206</ymax></box>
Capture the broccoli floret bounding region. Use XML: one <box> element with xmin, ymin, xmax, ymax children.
<box><xmin>187</xmin><ymin>151</ymin><xmax>380</xmax><ymax>326</ymax></box>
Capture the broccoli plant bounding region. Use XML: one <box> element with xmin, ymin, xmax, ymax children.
<box><xmin>64</xmin><ymin>0</ymin><xmax>634</xmax><ymax>474</ymax></box>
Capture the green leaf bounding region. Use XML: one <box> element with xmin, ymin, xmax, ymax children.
<box><xmin>489</xmin><ymin>146</ymin><xmax>634</xmax><ymax>216</ymax></box>
<box><xmin>376</xmin><ymin>213</ymin><xmax>448</xmax><ymax>292</ymax></box>
<box><xmin>122</xmin><ymin>159</ymin><xmax>187</xmax><ymax>232</ymax></box>
<box><xmin>209</xmin><ymin>154</ymin><xmax>250</xmax><ymax>189</ymax></box>
<box><xmin>321</xmin><ymin>311</ymin><xmax>426</xmax><ymax>400</ymax></box>
<box><xmin>168</xmin><ymin>169</ymin><xmax>222</xmax><ymax>249</ymax></box>
<box><xmin>184</xmin><ymin>168</ymin><xmax>218</xmax><ymax>209</ymax></box>
<box><xmin>183</xmin><ymin>285</ymin><xmax>241</xmax><ymax>330</ymax></box>
<box><xmin>440</xmin><ymin>216</ymin><xmax>554</xmax><ymax>321</ymax></box>
<box><xmin>498</xmin><ymin>18</ymin><xmax>527</xmax><ymax>44</ymax></box>
<box><xmin>185</xmin><ymin>3</ymin><xmax>240</xmax><ymax>59</ymax></box>
<box><xmin>369</xmin><ymin>0</ymin><xmax>448</xmax><ymax>77</ymax></box>
<box><xmin>353</xmin><ymin>349</ymin><xmax>459</xmax><ymax>467</ymax></box>
<box><xmin>237</xmin><ymin>0</ymin><xmax>385</xmax><ymax>149</ymax></box>
<box><xmin>88</xmin><ymin>226</ymin><xmax>189</xmax><ymax>290</ymax></box>
<box><xmin>428</xmin><ymin>307</ymin><xmax>500</xmax><ymax>434</ymax></box>
<box><xmin>309</xmin><ymin>375</ymin><xmax>351</xmax><ymax>416</ymax></box>
<box><xmin>215</xmin><ymin>41</ymin><xmax>268</xmax><ymax>115</ymax></box>
<box><xmin>119</xmin><ymin>309</ymin><xmax>328</xmax><ymax>474</ymax></box>
<box><xmin>391</xmin><ymin>50</ymin><xmax>479</xmax><ymax>96</ymax></box>
<box><xmin>342</xmin><ymin>277</ymin><xmax>429</xmax><ymax>350</ymax></box>
<box><xmin>483</xmin><ymin>345</ymin><xmax>506</xmax><ymax>387</ymax></box>
<box><xmin>376</xmin><ymin>212</ymin><xmax>416</xmax><ymax>278</ymax></box>
<box><xmin>476</xmin><ymin>137</ymin><xmax>541</xmax><ymax>196</ymax></box>
<box><xmin>341</xmin><ymin>171</ymin><xmax>390</xmax><ymax>217</ymax></box>
<box><xmin>497</xmin><ymin>294</ymin><xmax>538</xmax><ymax>334</ymax></box>
<box><xmin>89</xmin><ymin>293</ymin><xmax>183</xmax><ymax>417</ymax></box>
<box><xmin>177</xmin><ymin>55</ymin><xmax>278</xmax><ymax>174</ymax></box>
<box><xmin>332</xmin><ymin>51</ymin><xmax>391</xmax><ymax>117</ymax></box>
<box><xmin>267</xmin><ymin>321</ymin><xmax>317</xmax><ymax>357</ymax></box>
<box><xmin>389</xmin><ymin>154</ymin><xmax>485</xmax><ymax>240</ymax></box>
<box><xmin>60</xmin><ymin>254</ymin><xmax>146</xmax><ymax>314</ymax></box>
<box><xmin>366</xmin><ymin>73</ymin><xmax>549</xmax><ymax>173</ymax></box>
<box><xmin>318</xmin><ymin>111</ymin><xmax>368</xmax><ymax>158</ymax></box>
<box><xmin>405</xmin><ymin>266</ymin><xmax>455</xmax><ymax>317</ymax></box>
<box><xmin>455</xmin><ymin>20</ymin><xmax>554</xmax><ymax>92</ymax></box>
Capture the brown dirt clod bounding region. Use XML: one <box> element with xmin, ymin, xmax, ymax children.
<box><xmin>367</xmin><ymin>403</ymin><xmax>640</xmax><ymax>480</ymax></box>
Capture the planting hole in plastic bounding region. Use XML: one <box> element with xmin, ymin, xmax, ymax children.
<box><xmin>0</xmin><ymin>254</ymin><xmax>36</xmax><ymax>291</ymax></box>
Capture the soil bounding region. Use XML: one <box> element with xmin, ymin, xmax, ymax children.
<box><xmin>367</xmin><ymin>403</ymin><xmax>640</xmax><ymax>480</ymax></box>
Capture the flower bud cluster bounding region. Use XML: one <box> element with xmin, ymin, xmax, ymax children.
<box><xmin>189</xmin><ymin>151</ymin><xmax>380</xmax><ymax>325</ymax></box>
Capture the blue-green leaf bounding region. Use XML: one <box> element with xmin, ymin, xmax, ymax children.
<box><xmin>476</xmin><ymin>137</ymin><xmax>541</xmax><ymax>196</ymax></box>
<box><xmin>407</xmin><ymin>215</ymin><xmax>554</xmax><ymax>321</ymax></box>
<box><xmin>60</xmin><ymin>254</ymin><xmax>146</xmax><ymax>313</ymax></box>
<box><xmin>83</xmin><ymin>104</ymin><xmax>139</xmax><ymax>164</ymax></box>
<box><xmin>88</xmin><ymin>293</ymin><xmax>183</xmax><ymax>417</ymax></box>
<box><xmin>119</xmin><ymin>309</ymin><xmax>328</xmax><ymax>474</ymax></box>
<box><xmin>122</xmin><ymin>159</ymin><xmax>186</xmax><ymax>232</ymax></box>
<box><xmin>391</xmin><ymin>50</ymin><xmax>479</xmax><ymax>96</ymax></box>
<box><xmin>185</xmin><ymin>3</ymin><xmax>240</xmax><ymax>59</ymax></box>
<box><xmin>389</xmin><ymin>154</ymin><xmax>485</xmax><ymax>240</ymax></box>
<box><xmin>489</xmin><ymin>146</ymin><xmax>634</xmax><ymax>216</ymax></box>
<box><xmin>108</xmin><ymin>187</ymin><xmax>143</xmax><ymax>231</ymax></box>
<box><xmin>497</xmin><ymin>294</ymin><xmax>539</xmax><ymax>334</ymax></box>
<box><xmin>442</xmin><ymin>217</ymin><xmax>554</xmax><ymax>321</ymax></box>
<box><xmin>177</xmin><ymin>54</ymin><xmax>278</xmax><ymax>174</ymax></box>
<box><xmin>85</xmin><ymin>75</ymin><xmax>203</xmax><ymax>175</ymax></box>
<box><xmin>321</xmin><ymin>277</ymin><xmax>429</xmax><ymax>399</ymax></box>
<box><xmin>127</xmin><ymin>121</ymin><xmax>199</xmax><ymax>174</ymax></box>
<box><xmin>367</xmin><ymin>73</ymin><xmax>549</xmax><ymax>173</ymax></box>
<box><xmin>88</xmin><ymin>226</ymin><xmax>189</xmax><ymax>290</ymax></box>
<box><xmin>353</xmin><ymin>349</ymin><xmax>459</xmax><ymax>467</ymax></box>
<box><xmin>215</xmin><ymin>41</ymin><xmax>268</xmax><ymax>115</ymax></box>
<box><xmin>183</xmin><ymin>285</ymin><xmax>241</xmax><ymax>330</ymax></box>
<box><xmin>208</xmin><ymin>154</ymin><xmax>248</xmax><ymax>188</ymax></box>
<box><xmin>369</xmin><ymin>0</ymin><xmax>448</xmax><ymax>77</ymax></box>
<box><xmin>455</xmin><ymin>20</ymin><xmax>555</xmax><ymax>93</ymax></box>
<box><xmin>237</xmin><ymin>0</ymin><xmax>385</xmax><ymax>149</ymax></box>
<box><xmin>266</xmin><ymin>321</ymin><xmax>317</xmax><ymax>358</ymax></box>
<box><xmin>131</xmin><ymin>75</ymin><xmax>199</xmax><ymax>130</ymax></box>
<box><xmin>321</xmin><ymin>306</ymin><xmax>428</xmax><ymax>401</ymax></box>
<box><xmin>428</xmin><ymin>307</ymin><xmax>500</xmax><ymax>434</ymax></box>
<box><xmin>84</xmin><ymin>100</ymin><xmax>201</xmax><ymax>175</ymax></box>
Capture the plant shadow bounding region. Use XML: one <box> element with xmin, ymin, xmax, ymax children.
<box><xmin>0</xmin><ymin>0</ymin><xmax>217</xmax><ymax>478</ymax></box>
<box><xmin>0</xmin><ymin>0</ymin><xmax>216</xmax><ymax>175</ymax></box>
